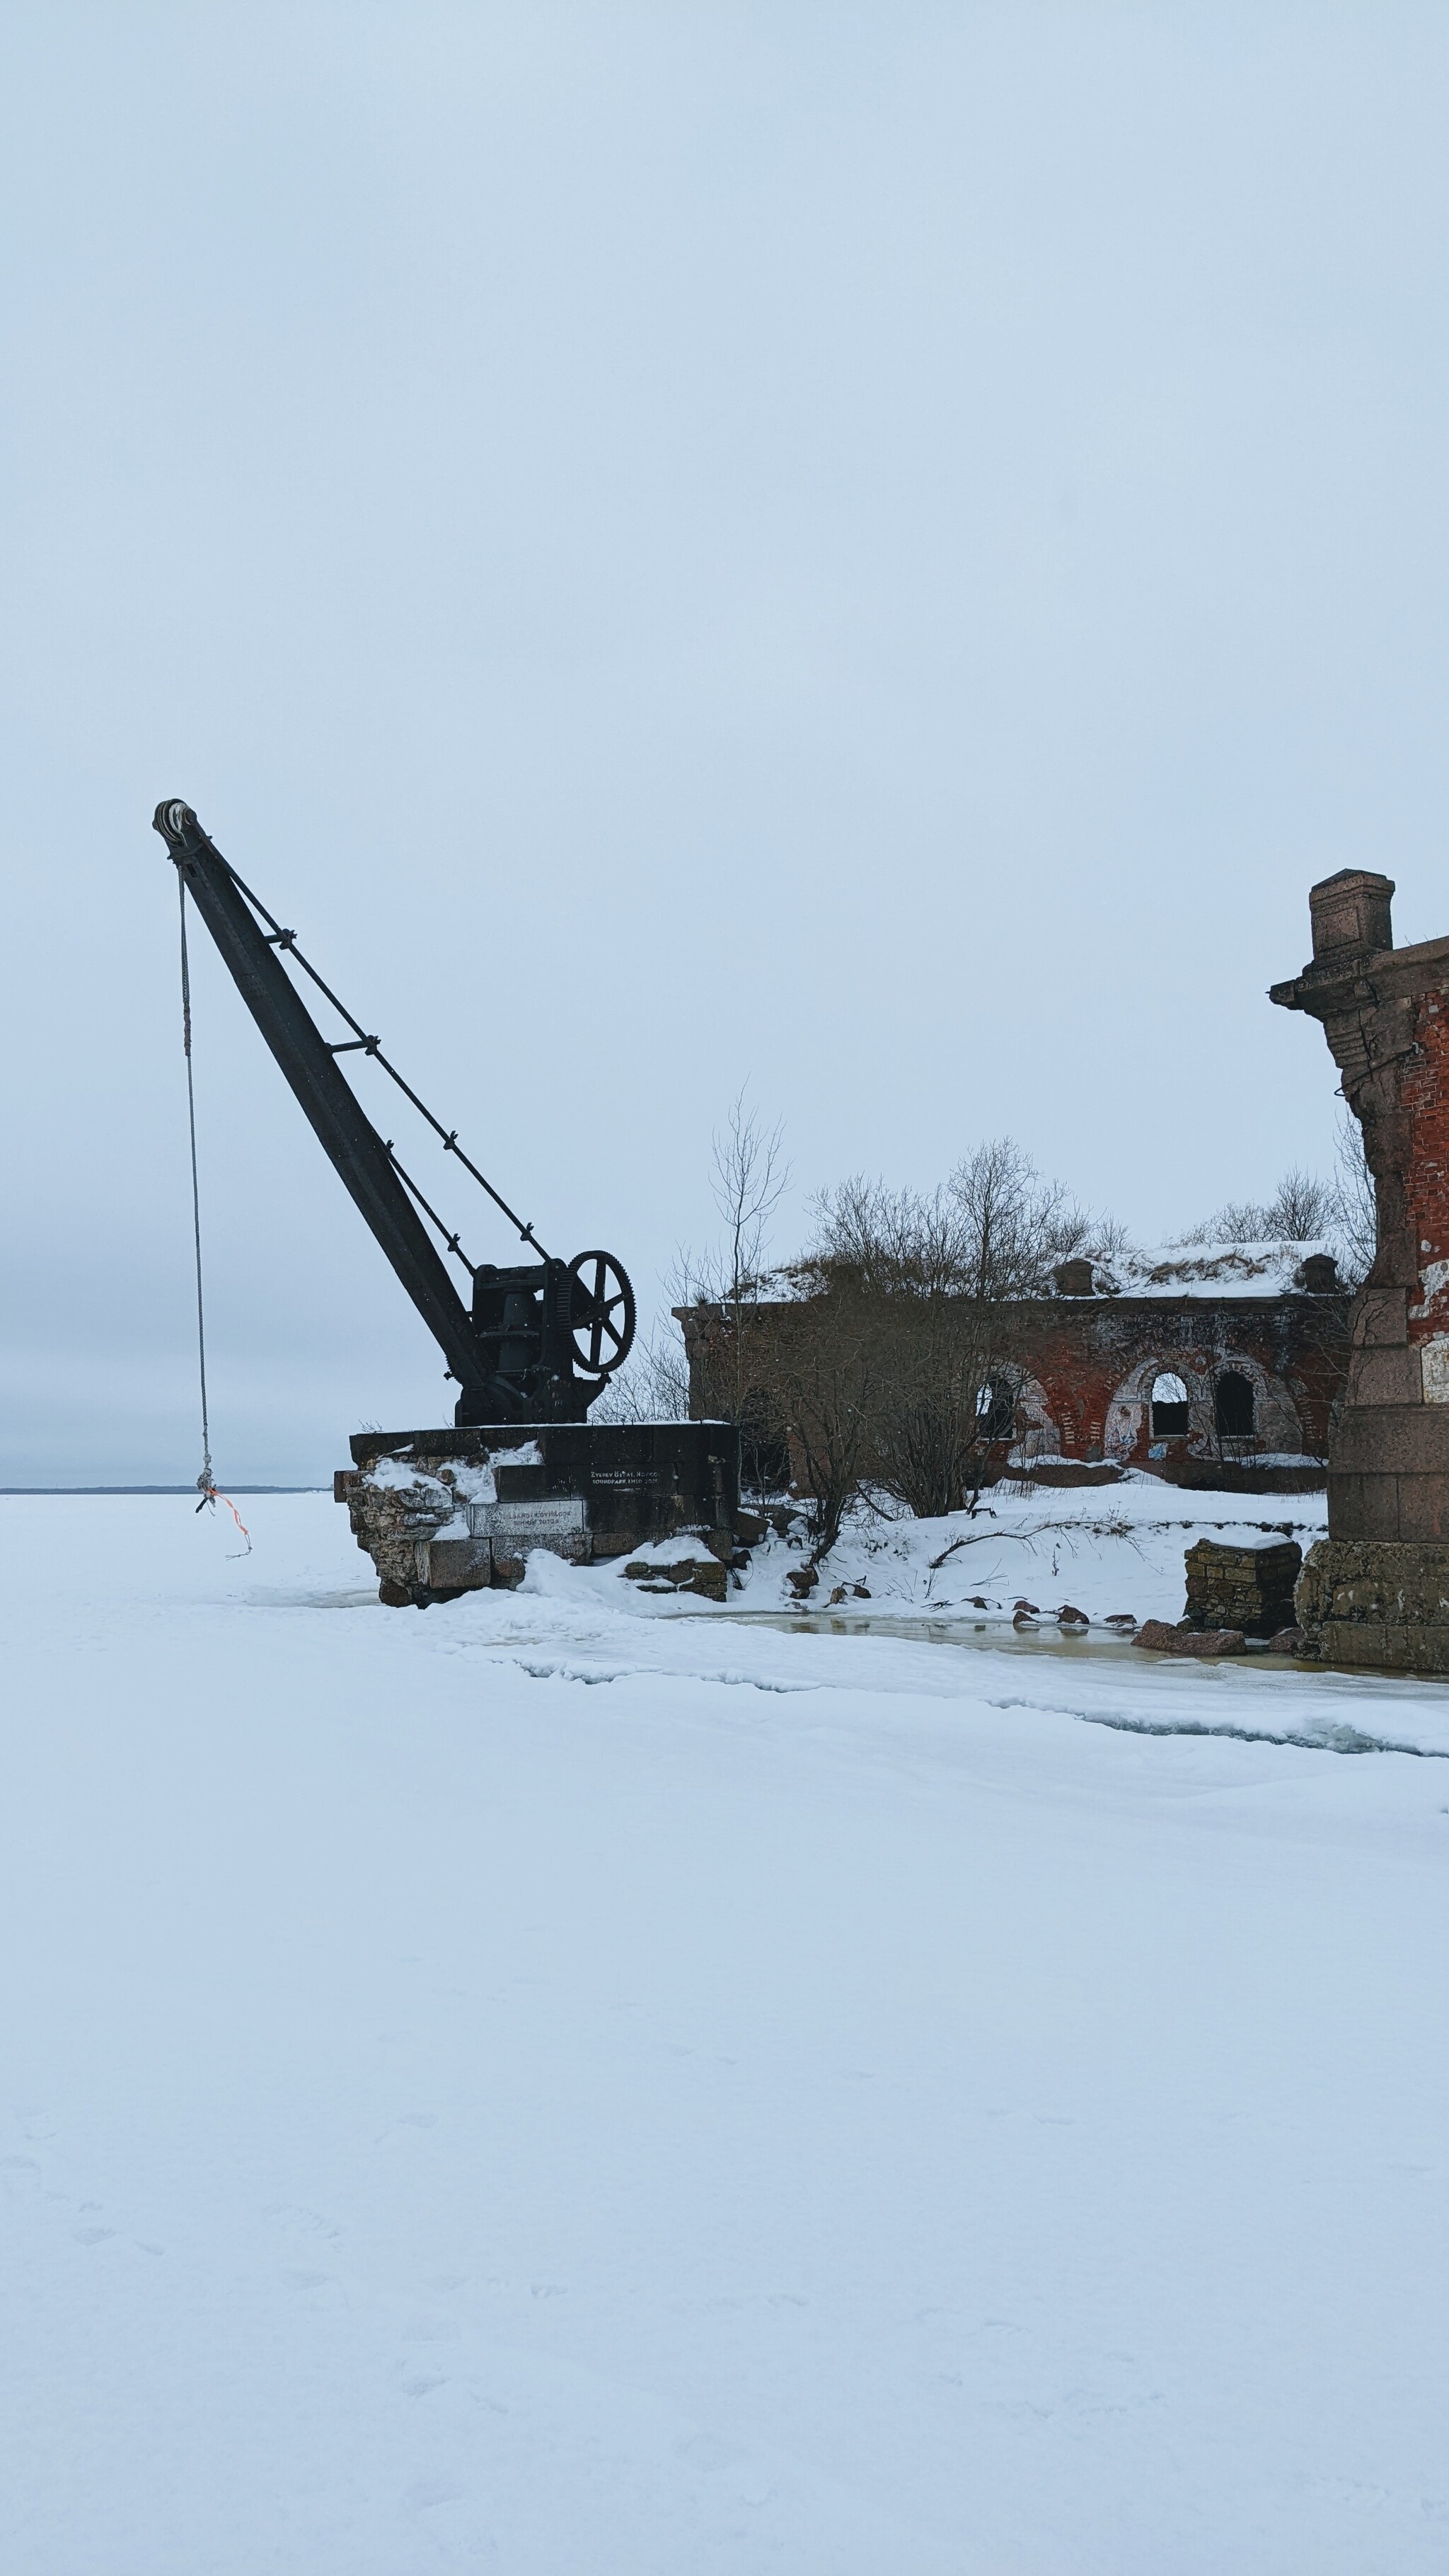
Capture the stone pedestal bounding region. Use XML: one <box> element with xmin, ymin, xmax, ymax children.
<box><xmin>1183</xmin><ymin>1537</ymin><xmax>1302</xmax><ymax>1637</ymax></box>
<box><xmin>1295</xmin><ymin>1536</ymin><xmax>1449</xmax><ymax>1673</ymax></box>
<box><xmin>1273</xmin><ymin>870</ymin><xmax>1449</xmax><ymax>1668</ymax></box>
<box><xmin>336</xmin><ymin>1419</ymin><xmax>740</xmax><ymax>1607</ymax></box>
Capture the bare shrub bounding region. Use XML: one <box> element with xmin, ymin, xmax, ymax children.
<box><xmin>758</xmin><ymin>1289</ymin><xmax>880</xmax><ymax>1555</ymax></box>
<box><xmin>865</xmin><ymin>1300</ymin><xmax>1004</xmax><ymax>1519</ymax></box>
<box><xmin>800</xmin><ymin>1176</ymin><xmax>966</xmax><ymax>1296</ymax></box>
<box><xmin>807</xmin><ymin>1139</ymin><xmax>1102</xmax><ymax>1303</ymax></box>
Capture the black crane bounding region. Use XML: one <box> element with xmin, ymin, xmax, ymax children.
<box><xmin>154</xmin><ymin>799</ymin><xmax>635</xmax><ymax>1426</ymax></box>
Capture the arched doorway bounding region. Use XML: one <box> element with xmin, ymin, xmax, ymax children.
<box><xmin>1215</xmin><ymin>1370</ymin><xmax>1255</xmax><ymax>1442</ymax></box>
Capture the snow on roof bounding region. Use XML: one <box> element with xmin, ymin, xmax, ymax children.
<box><xmin>1092</xmin><ymin>1240</ymin><xmax>1339</xmax><ymax>1300</ymax></box>
<box><xmin>681</xmin><ymin>1241</ymin><xmax>1344</xmax><ymax>1310</ymax></box>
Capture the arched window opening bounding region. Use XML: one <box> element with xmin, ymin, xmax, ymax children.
<box><xmin>1215</xmin><ymin>1370</ymin><xmax>1255</xmax><ymax>1440</ymax></box>
<box><xmin>1150</xmin><ymin>1371</ymin><xmax>1190</xmax><ymax>1436</ymax></box>
<box><xmin>975</xmin><ymin>1379</ymin><xmax>1016</xmax><ymax>1441</ymax></box>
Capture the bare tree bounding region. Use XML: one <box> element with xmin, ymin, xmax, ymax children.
<box><xmin>691</xmin><ymin>1130</ymin><xmax>1131</xmax><ymax>1535</ymax></box>
<box><xmin>669</xmin><ymin>1092</ymin><xmax>790</xmax><ymax>1314</ymax></box>
<box><xmin>667</xmin><ymin>1090</ymin><xmax>793</xmax><ymax>1488</ymax></box>
<box><xmin>712</xmin><ymin>1090</ymin><xmax>790</xmax><ymax>1310</ymax></box>
<box><xmin>590</xmin><ymin>1317</ymin><xmax>692</xmax><ymax>1424</ymax></box>
<box><xmin>712</xmin><ymin>1091</ymin><xmax>789</xmax><ymax>1463</ymax></box>
<box><xmin>1083</xmin><ymin>1211</ymin><xmax>1133</xmax><ymax>1266</ymax></box>
<box><xmin>950</xmin><ymin>1138</ymin><xmax>1074</xmax><ymax>1299</ymax></box>
<box><xmin>1182</xmin><ymin>1167</ymin><xmax>1337</xmax><ymax>1247</ymax></box>
<box><xmin>1179</xmin><ymin>1199</ymin><xmax>1266</xmax><ymax>1245</ymax></box>
<box><xmin>1331</xmin><ymin>1107</ymin><xmax>1378</xmax><ymax>1285</ymax></box>
<box><xmin>807</xmin><ymin>1141</ymin><xmax>1102</xmax><ymax>1304</ymax></box>
<box><xmin>792</xmin><ymin>1140</ymin><xmax>1099</xmax><ymax>1520</ymax></box>
<box><xmin>1263</xmin><ymin>1167</ymin><xmax>1338</xmax><ymax>1240</ymax></box>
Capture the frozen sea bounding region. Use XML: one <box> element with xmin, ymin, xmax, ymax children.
<box><xmin>2</xmin><ymin>1488</ymin><xmax>1447</xmax><ymax>2572</ymax></box>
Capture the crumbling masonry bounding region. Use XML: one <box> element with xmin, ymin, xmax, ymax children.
<box><xmin>1274</xmin><ymin>870</ymin><xmax>1449</xmax><ymax>1669</ymax></box>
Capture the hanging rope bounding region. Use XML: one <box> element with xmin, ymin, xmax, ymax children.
<box><xmin>178</xmin><ymin>879</ymin><xmax>251</xmax><ymax>1556</ymax></box>
<box><xmin>178</xmin><ymin>876</ymin><xmax>211</xmax><ymax>1491</ymax></box>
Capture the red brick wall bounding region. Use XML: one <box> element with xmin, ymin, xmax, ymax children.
<box><xmin>1004</xmin><ymin>1296</ymin><xmax>1345</xmax><ymax>1463</ymax></box>
<box><xmin>679</xmin><ymin>1293</ymin><xmax>1348</xmax><ymax>1469</ymax></box>
<box><xmin>1400</xmin><ymin>995</ymin><xmax>1449</xmax><ymax>1348</ymax></box>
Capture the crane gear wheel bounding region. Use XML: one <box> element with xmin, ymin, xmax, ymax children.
<box><xmin>567</xmin><ymin>1251</ymin><xmax>636</xmax><ymax>1377</ymax></box>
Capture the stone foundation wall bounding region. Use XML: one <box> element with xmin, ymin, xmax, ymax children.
<box><xmin>1184</xmin><ymin>1538</ymin><xmax>1303</xmax><ymax>1637</ymax></box>
<box><xmin>1295</xmin><ymin>1537</ymin><xmax>1449</xmax><ymax>1673</ymax></box>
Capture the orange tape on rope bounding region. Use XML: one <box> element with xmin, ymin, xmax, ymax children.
<box><xmin>195</xmin><ymin>1480</ymin><xmax>253</xmax><ymax>1556</ymax></box>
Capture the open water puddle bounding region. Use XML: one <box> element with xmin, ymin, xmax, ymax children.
<box><xmin>717</xmin><ymin>1611</ymin><xmax>1449</xmax><ymax>1757</ymax></box>
<box><xmin>728</xmin><ymin>1608</ymin><xmax>1246</xmax><ymax>1664</ymax></box>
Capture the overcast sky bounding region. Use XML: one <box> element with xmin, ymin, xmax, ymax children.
<box><xmin>2</xmin><ymin>2</ymin><xmax>1446</xmax><ymax>1485</ymax></box>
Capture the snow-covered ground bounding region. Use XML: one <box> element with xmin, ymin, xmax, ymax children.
<box><xmin>3</xmin><ymin>1489</ymin><xmax>1447</xmax><ymax>2572</ymax></box>
<box><xmin>620</xmin><ymin>1473</ymin><xmax>1332</xmax><ymax>1636</ymax></box>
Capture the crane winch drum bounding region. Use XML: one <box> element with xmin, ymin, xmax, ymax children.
<box><xmin>156</xmin><ymin>799</ymin><xmax>739</xmax><ymax>1600</ymax></box>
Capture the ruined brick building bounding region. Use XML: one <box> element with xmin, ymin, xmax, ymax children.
<box><xmin>679</xmin><ymin>1240</ymin><xmax>1349</xmax><ymax>1494</ymax></box>
<box><xmin>974</xmin><ymin>1242</ymin><xmax>1346</xmax><ymax>1477</ymax></box>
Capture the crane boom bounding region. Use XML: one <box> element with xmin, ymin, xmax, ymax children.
<box><xmin>152</xmin><ymin>797</ymin><xmax>517</xmax><ymax>1413</ymax></box>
